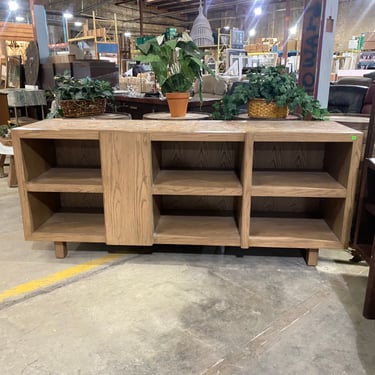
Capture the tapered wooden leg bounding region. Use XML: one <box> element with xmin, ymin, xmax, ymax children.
<box><xmin>0</xmin><ymin>154</ymin><xmax>7</xmax><ymax>178</ymax></box>
<box><xmin>8</xmin><ymin>155</ymin><xmax>17</xmax><ymax>187</ymax></box>
<box><xmin>55</xmin><ymin>242</ymin><xmax>68</xmax><ymax>258</ymax></box>
<box><xmin>363</xmin><ymin>239</ymin><xmax>375</xmax><ymax>319</ymax></box>
<box><xmin>305</xmin><ymin>248</ymin><xmax>319</xmax><ymax>266</ymax></box>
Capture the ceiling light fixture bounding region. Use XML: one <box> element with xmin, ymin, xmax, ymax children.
<box><xmin>289</xmin><ymin>25</ymin><xmax>297</xmax><ymax>35</ymax></box>
<box><xmin>8</xmin><ymin>1</ymin><xmax>19</xmax><ymax>11</ymax></box>
<box><xmin>254</xmin><ymin>7</ymin><xmax>262</xmax><ymax>16</ymax></box>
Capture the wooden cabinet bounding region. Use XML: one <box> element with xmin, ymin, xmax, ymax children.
<box><xmin>12</xmin><ymin>119</ymin><xmax>362</xmax><ymax>264</ymax></box>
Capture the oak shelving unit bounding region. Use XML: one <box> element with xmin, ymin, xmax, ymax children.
<box><xmin>12</xmin><ymin>119</ymin><xmax>362</xmax><ymax>263</ymax></box>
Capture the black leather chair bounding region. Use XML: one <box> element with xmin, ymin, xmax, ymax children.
<box><xmin>328</xmin><ymin>84</ymin><xmax>368</xmax><ymax>113</ymax></box>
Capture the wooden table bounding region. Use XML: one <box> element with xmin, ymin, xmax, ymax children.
<box><xmin>328</xmin><ymin>114</ymin><xmax>370</xmax><ymax>124</ymax></box>
<box><xmin>113</xmin><ymin>95</ymin><xmax>220</xmax><ymax>119</ymax></box>
<box><xmin>0</xmin><ymin>88</ymin><xmax>46</xmax><ymax>124</ymax></box>
<box><xmin>143</xmin><ymin>112</ymin><xmax>211</xmax><ymax>120</ymax></box>
<box><xmin>328</xmin><ymin>114</ymin><xmax>373</xmax><ymax>157</ymax></box>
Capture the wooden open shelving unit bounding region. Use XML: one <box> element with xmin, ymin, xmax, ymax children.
<box><xmin>12</xmin><ymin>119</ymin><xmax>362</xmax><ymax>264</ymax></box>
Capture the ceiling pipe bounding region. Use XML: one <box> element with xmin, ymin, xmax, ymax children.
<box><xmin>138</xmin><ymin>0</ymin><xmax>144</xmax><ymax>36</ymax></box>
<box><xmin>283</xmin><ymin>0</ymin><xmax>290</xmax><ymax>65</ymax></box>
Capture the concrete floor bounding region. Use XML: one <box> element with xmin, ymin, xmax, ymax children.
<box><xmin>0</xmin><ymin>162</ymin><xmax>375</xmax><ymax>375</ymax></box>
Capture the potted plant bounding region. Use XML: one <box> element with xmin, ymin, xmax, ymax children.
<box><xmin>48</xmin><ymin>74</ymin><xmax>113</xmax><ymax>118</ymax></box>
<box><xmin>137</xmin><ymin>32</ymin><xmax>214</xmax><ymax>117</ymax></box>
<box><xmin>212</xmin><ymin>65</ymin><xmax>328</xmax><ymax>120</ymax></box>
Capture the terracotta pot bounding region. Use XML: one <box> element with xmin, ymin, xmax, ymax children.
<box><xmin>165</xmin><ymin>92</ymin><xmax>190</xmax><ymax>117</ymax></box>
<box><xmin>248</xmin><ymin>98</ymin><xmax>288</xmax><ymax>119</ymax></box>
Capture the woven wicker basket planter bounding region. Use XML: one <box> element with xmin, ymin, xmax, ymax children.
<box><xmin>248</xmin><ymin>98</ymin><xmax>288</xmax><ymax>119</ymax></box>
<box><xmin>60</xmin><ymin>98</ymin><xmax>106</xmax><ymax>118</ymax></box>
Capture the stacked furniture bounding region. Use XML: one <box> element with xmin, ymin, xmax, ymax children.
<box><xmin>12</xmin><ymin>119</ymin><xmax>362</xmax><ymax>265</ymax></box>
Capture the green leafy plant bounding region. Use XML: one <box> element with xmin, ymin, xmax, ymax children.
<box><xmin>0</xmin><ymin>122</ymin><xmax>19</xmax><ymax>138</ymax></box>
<box><xmin>48</xmin><ymin>74</ymin><xmax>113</xmax><ymax>118</ymax></box>
<box><xmin>212</xmin><ymin>65</ymin><xmax>328</xmax><ymax>120</ymax></box>
<box><xmin>53</xmin><ymin>74</ymin><xmax>113</xmax><ymax>101</ymax></box>
<box><xmin>137</xmin><ymin>32</ymin><xmax>214</xmax><ymax>102</ymax></box>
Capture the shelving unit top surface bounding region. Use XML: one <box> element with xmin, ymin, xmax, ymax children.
<box><xmin>12</xmin><ymin>119</ymin><xmax>363</xmax><ymax>142</ymax></box>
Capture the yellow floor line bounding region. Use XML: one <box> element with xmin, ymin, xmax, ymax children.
<box><xmin>0</xmin><ymin>253</ymin><xmax>125</xmax><ymax>303</ymax></box>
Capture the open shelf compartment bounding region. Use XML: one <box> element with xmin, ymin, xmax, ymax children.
<box><xmin>153</xmin><ymin>194</ymin><xmax>241</xmax><ymax>246</ymax></box>
<box><xmin>249</xmin><ymin>196</ymin><xmax>346</xmax><ymax>249</ymax></box>
<box><xmin>19</xmin><ymin>138</ymin><xmax>102</xmax><ymax>191</ymax></box>
<box><xmin>26</xmin><ymin>192</ymin><xmax>105</xmax><ymax>242</ymax></box>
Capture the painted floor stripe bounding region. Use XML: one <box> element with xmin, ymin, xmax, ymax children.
<box><xmin>0</xmin><ymin>253</ymin><xmax>124</xmax><ymax>303</ymax></box>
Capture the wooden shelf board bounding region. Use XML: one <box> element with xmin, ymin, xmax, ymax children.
<box><xmin>249</xmin><ymin>217</ymin><xmax>341</xmax><ymax>248</ymax></box>
<box><xmin>152</xmin><ymin>170</ymin><xmax>242</xmax><ymax>196</ymax></box>
<box><xmin>154</xmin><ymin>215</ymin><xmax>240</xmax><ymax>246</ymax></box>
<box><xmin>252</xmin><ymin>171</ymin><xmax>346</xmax><ymax>197</ymax></box>
<box><xmin>26</xmin><ymin>168</ymin><xmax>103</xmax><ymax>193</ymax></box>
<box><xmin>31</xmin><ymin>212</ymin><xmax>105</xmax><ymax>242</ymax></box>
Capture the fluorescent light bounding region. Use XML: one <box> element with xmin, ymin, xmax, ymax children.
<box><xmin>15</xmin><ymin>15</ymin><xmax>24</xmax><ymax>22</ymax></box>
<box><xmin>124</xmin><ymin>32</ymin><xmax>131</xmax><ymax>37</ymax></box>
<box><xmin>8</xmin><ymin>1</ymin><xmax>19</xmax><ymax>11</ymax></box>
<box><xmin>249</xmin><ymin>28</ymin><xmax>256</xmax><ymax>36</ymax></box>
<box><xmin>254</xmin><ymin>7</ymin><xmax>262</xmax><ymax>16</ymax></box>
<box><xmin>74</xmin><ymin>21</ymin><xmax>82</xmax><ymax>27</ymax></box>
<box><xmin>63</xmin><ymin>12</ymin><xmax>73</xmax><ymax>19</ymax></box>
<box><xmin>289</xmin><ymin>25</ymin><xmax>297</xmax><ymax>35</ymax></box>
<box><xmin>224</xmin><ymin>26</ymin><xmax>230</xmax><ymax>30</ymax></box>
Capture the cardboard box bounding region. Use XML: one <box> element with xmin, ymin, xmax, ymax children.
<box><xmin>364</xmin><ymin>32</ymin><xmax>375</xmax><ymax>42</ymax></box>
<box><xmin>363</xmin><ymin>41</ymin><xmax>375</xmax><ymax>50</ymax></box>
<box><xmin>49</xmin><ymin>54</ymin><xmax>75</xmax><ymax>63</ymax></box>
<box><xmin>287</xmin><ymin>39</ymin><xmax>298</xmax><ymax>51</ymax></box>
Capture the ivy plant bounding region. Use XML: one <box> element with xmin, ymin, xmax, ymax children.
<box><xmin>53</xmin><ymin>74</ymin><xmax>113</xmax><ymax>101</ymax></box>
<box><xmin>212</xmin><ymin>65</ymin><xmax>328</xmax><ymax>120</ymax></box>
<box><xmin>47</xmin><ymin>74</ymin><xmax>114</xmax><ymax>118</ymax></box>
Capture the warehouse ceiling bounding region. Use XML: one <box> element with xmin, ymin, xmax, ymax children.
<box><xmin>115</xmin><ymin>0</ymin><xmax>286</xmax><ymax>20</ymax></box>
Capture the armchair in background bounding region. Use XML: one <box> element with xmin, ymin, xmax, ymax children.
<box><xmin>328</xmin><ymin>85</ymin><xmax>369</xmax><ymax>114</ymax></box>
<box><xmin>328</xmin><ymin>75</ymin><xmax>375</xmax><ymax>114</ymax></box>
<box><xmin>192</xmin><ymin>74</ymin><xmax>228</xmax><ymax>99</ymax></box>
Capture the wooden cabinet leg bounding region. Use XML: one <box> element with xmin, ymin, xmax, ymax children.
<box><xmin>55</xmin><ymin>242</ymin><xmax>68</xmax><ymax>258</ymax></box>
<box><xmin>305</xmin><ymin>248</ymin><xmax>319</xmax><ymax>266</ymax></box>
<box><xmin>8</xmin><ymin>155</ymin><xmax>17</xmax><ymax>187</ymax></box>
<box><xmin>0</xmin><ymin>154</ymin><xmax>7</xmax><ymax>178</ymax></box>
